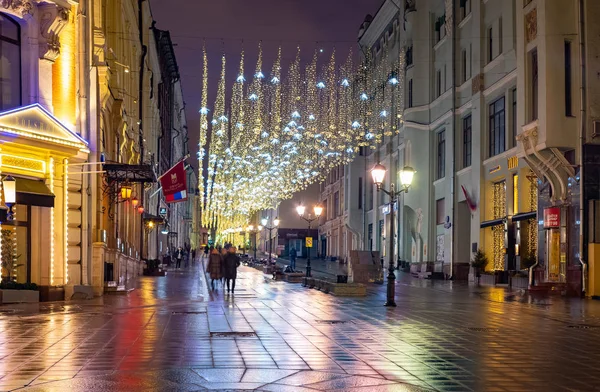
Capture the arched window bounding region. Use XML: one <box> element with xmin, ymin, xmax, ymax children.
<box><xmin>0</xmin><ymin>13</ymin><xmax>21</xmax><ymax>110</ymax></box>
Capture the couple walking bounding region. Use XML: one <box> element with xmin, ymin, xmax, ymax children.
<box><xmin>207</xmin><ymin>246</ymin><xmax>240</xmax><ymax>293</ymax></box>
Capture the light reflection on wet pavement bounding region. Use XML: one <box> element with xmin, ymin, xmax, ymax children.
<box><xmin>0</xmin><ymin>259</ymin><xmax>599</xmax><ymax>391</ymax></box>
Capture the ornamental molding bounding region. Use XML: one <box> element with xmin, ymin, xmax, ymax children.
<box><xmin>471</xmin><ymin>73</ymin><xmax>484</xmax><ymax>95</ymax></box>
<box><xmin>38</xmin><ymin>3</ymin><xmax>69</xmax><ymax>62</ymax></box>
<box><xmin>0</xmin><ymin>0</ymin><xmax>34</xmax><ymax>17</ymax></box>
<box><xmin>525</xmin><ymin>8</ymin><xmax>537</xmax><ymax>43</ymax></box>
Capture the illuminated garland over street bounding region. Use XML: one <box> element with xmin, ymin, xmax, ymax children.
<box><xmin>199</xmin><ymin>44</ymin><xmax>404</xmax><ymax>232</ymax></box>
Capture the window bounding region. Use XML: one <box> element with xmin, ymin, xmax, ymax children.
<box><xmin>408</xmin><ymin>79</ymin><xmax>413</xmax><ymax>108</ymax></box>
<box><xmin>489</xmin><ymin>97</ymin><xmax>506</xmax><ymax>157</ymax></box>
<box><xmin>406</xmin><ymin>46</ymin><xmax>413</xmax><ymax>66</ymax></box>
<box><xmin>368</xmin><ymin>223</ymin><xmax>373</xmax><ymax>251</ymax></box>
<box><xmin>358</xmin><ymin>177</ymin><xmax>363</xmax><ymax>209</ymax></box>
<box><xmin>512</xmin><ymin>88</ymin><xmax>517</xmax><ymax>147</ymax></box>
<box><xmin>0</xmin><ymin>13</ymin><xmax>21</xmax><ymax>110</ymax></box>
<box><xmin>565</xmin><ymin>41</ymin><xmax>572</xmax><ymax>116</ymax></box>
<box><xmin>530</xmin><ymin>49</ymin><xmax>538</xmax><ymax>121</ymax></box>
<box><xmin>436</xmin><ymin>69</ymin><xmax>442</xmax><ymax>97</ymax></box>
<box><xmin>488</xmin><ymin>26</ymin><xmax>493</xmax><ymax>63</ymax></box>
<box><xmin>436</xmin><ymin>198</ymin><xmax>445</xmax><ymax>225</ymax></box>
<box><xmin>498</xmin><ymin>17</ymin><xmax>503</xmax><ymax>55</ymax></box>
<box><xmin>462</xmin><ymin>49</ymin><xmax>468</xmax><ymax>83</ymax></box>
<box><xmin>368</xmin><ymin>180</ymin><xmax>374</xmax><ymax>210</ymax></box>
<box><xmin>334</xmin><ymin>191</ymin><xmax>339</xmax><ymax>217</ymax></box>
<box><xmin>463</xmin><ymin>115</ymin><xmax>472</xmax><ymax>168</ymax></box>
<box><xmin>437</xmin><ymin>130</ymin><xmax>446</xmax><ymax>179</ymax></box>
<box><xmin>460</xmin><ymin>0</ymin><xmax>471</xmax><ymax>20</ymax></box>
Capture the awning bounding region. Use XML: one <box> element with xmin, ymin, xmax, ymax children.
<box><xmin>142</xmin><ymin>213</ymin><xmax>165</xmax><ymax>224</ymax></box>
<box><xmin>512</xmin><ymin>211</ymin><xmax>537</xmax><ymax>222</ymax></box>
<box><xmin>480</xmin><ymin>217</ymin><xmax>506</xmax><ymax>228</ymax></box>
<box><xmin>103</xmin><ymin>163</ymin><xmax>156</xmax><ymax>183</ymax></box>
<box><xmin>16</xmin><ymin>178</ymin><xmax>54</xmax><ymax>208</ymax></box>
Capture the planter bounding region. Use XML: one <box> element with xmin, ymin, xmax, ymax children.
<box><xmin>0</xmin><ymin>289</ymin><xmax>39</xmax><ymax>303</ymax></box>
<box><xmin>479</xmin><ymin>274</ymin><xmax>496</xmax><ymax>286</ymax></box>
<box><xmin>328</xmin><ymin>282</ymin><xmax>366</xmax><ymax>297</ymax></box>
<box><xmin>39</xmin><ymin>286</ymin><xmax>65</xmax><ymax>302</ymax></box>
<box><xmin>283</xmin><ymin>272</ymin><xmax>304</xmax><ymax>283</ymax></box>
<box><xmin>510</xmin><ymin>275</ymin><xmax>529</xmax><ymax>290</ymax></box>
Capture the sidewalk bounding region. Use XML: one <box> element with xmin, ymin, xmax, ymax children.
<box><xmin>2</xmin><ymin>256</ymin><xmax>600</xmax><ymax>391</ymax></box>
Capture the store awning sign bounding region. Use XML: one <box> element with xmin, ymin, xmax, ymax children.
<box><xmin>543</xmin><ymin>207</ymin><xmax>560</xmax><ymax>228</ymax></box>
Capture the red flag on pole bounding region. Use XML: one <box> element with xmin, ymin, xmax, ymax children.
<box><xmin>160</xmin><ymin>161</ymin><xmax>188</xmax><ymax>203</ymax></box>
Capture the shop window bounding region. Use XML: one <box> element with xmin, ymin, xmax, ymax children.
<box><xmin>513</xmin><ymin>174</ymin><xmax>519</xmax><ymax>214</ymax></box>
<box><xmin>0</xmin><ymin>13</ymin><xmax>22</xmax><ymax>110</ymax></box>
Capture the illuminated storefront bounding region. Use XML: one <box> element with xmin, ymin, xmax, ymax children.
<box><xmin>0</xmin><ymin>104</ymin><xmax>89</xmax><ymax>292</ymax></box>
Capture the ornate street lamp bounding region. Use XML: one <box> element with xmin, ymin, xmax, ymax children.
<box><xmin>120</xmin><ymin>183</ymin><xmax>132</xmax><ymax>199</ymax></box>
<box><xmin>371</xmin><ymin>164</ymin><xmax>415</xmax><ymax>307</ymax></box>
<box><xmin>261</xmin><ymin>217</ymin><xmax>280</xmax><ymax>266</ymax></box>
<box><xmin>3</xmin><ymin>176</ymin><xmax>16</xmax><ymax>221</ymax></box>
<box><xmin>296</xmin><ymin>204</ymin><xmax>323</xmax><ymax>277</ymax></box>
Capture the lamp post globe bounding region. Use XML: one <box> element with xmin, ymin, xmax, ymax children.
<box><xmin>371</xmin><ymin>163</ymin><xmax>386</xmax><ymax>187</ymax></box>
<box><xmin>400</xmin><ymin>166</ymin><xmax>415</xmax><ymax>189</ymax></box>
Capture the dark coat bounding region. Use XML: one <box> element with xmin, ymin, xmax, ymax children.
<box><xmin>207</xmin><ymin>253</ymin><xmax>223</xmax><ymax>280</ymax></box>
<box><xmin>222</xmin><ymin>252</ymin><xmax>240</xmax><ymax>279</ymax></box>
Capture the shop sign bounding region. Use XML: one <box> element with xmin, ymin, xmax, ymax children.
<box><xmin>489</xmin><ymin>165</ymin><xmax>501</xmax><ymax>174</ymax></box>
<box><xmin>306</xmin><ymin>237</ymin><xmax>313</xmax><ymax>248</ymax></box>
<box><xmin>543</xmin><ymin>207</ymin><xmax>561</xmax><ymax>228</ymax></box>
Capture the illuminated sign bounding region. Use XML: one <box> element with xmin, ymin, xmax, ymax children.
<box><xmin>489</xmin><ymin>165</ymin><xmax>501</xmax><ymax>174</ymax></box>
<box><xmin>0</xmin><ymin>154</ymin><xmax>46</xmax><ymax>174</ymax></box>
<box><xmin>543</xmin><ymin>207</ymin><xmax>561</xmax><ymax>228</ymax></box>
<box><xmin>0</xmin><ymin>104</ymin><xmax>89</xmax><ymax>152</ymax></box>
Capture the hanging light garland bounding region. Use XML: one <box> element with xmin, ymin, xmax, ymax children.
<box><xmin>198</xmin><ymin>44</ymin><xmax>403</xmax><ymax>233</ymax></box>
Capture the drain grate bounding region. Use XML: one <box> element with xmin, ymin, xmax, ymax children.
<box><xmin>315</xmin><ymin>320</ymin><xmax>354</xmax><ymax>325</ymax></box>
<box><xmin>466</xmin><ymin>327</ymin><xmax>500</xmax><ymax>332</ymax></box>
<box><xmin>210</xmin><ymin>331</ymin><xmax>257</xmax><ymax>338</ymax></box>
<box><xmin>172</xmin><ymin>311</ymin><xmax>207</xmax><ymax>315</ymax></box>
<box><xmin>568</xmin><ymin>324</ymin><xmax>600</xmax><ymax>330</ymax></box>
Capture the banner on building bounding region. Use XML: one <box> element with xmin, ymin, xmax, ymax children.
<box><xmin>159</xmin><ymin>161</ymin><xmax>187</xmax><ymax>203</ymax></box>
<box><xmin>543</xmin><ymin>207</ymin><xmax>561</xmax><ymax>228</ymax></box>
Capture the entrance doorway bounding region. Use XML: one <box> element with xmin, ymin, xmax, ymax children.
<box><xmin>546</xmin><ymin>228</ymin><xmax>565</xmax><ymax>282</ymax></box>
<box><xmin>1</xmin><ymin>205</ymin><xmax>30</xmax><ymax>283</ymax></box>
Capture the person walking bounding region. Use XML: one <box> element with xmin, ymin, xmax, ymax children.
<box><xmin>175</xmin><ymin>247</ymin><xmax>183</xmax><ymax>269</ymax></box>
<box><xmin>289</xmin><ymin>246</ymin><xmax>297</xmax><ymax>272</ymax></box>
<box><xmin>191</xmin><ymin>248</ymin><xmax>196</xmax><ymax>262</ymax></box>
<box><xmin>207</xmin><ymin>246</ymin><xmax>223</xmax><ymax>290</ymax></box>
<box><xmin>223</xmin><ymin>246</ymin><xmax>241</xmax><ymax>294</ymax></box>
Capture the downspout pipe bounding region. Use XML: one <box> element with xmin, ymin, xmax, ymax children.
<box><xmin>138</xmin><ymin>0</ymin><xmax>147</xmax><ymax>259</ymax></box>
<box><xmin>448</xmin><ymin>0</ymin><xmax>457</xmax><ymax>280</ymax></box>
<box><xmin>577</xmin><ymin>0</ymin><xmax>587</xmax><ymax>296</ymax></box>
<box><xmin>77</xmin><ymin>0</ymin><xmax>91</xmax><ymax>286</ymax></box>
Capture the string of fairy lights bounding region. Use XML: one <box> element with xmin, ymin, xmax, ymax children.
<box><xmin>198</xmin><ymin>44</ymin><xmax>404</xmax><ymax>233</ymax></box>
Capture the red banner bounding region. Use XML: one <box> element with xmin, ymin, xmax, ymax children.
<box><xmin>159</xmin><ymin>161</ymin><xmax>188</xmax><ymax>203</ymax></box>
<box><xmin>543</xmin><ymin>207</ymin><xmax>560</xmax><ymax>228</ymax></box>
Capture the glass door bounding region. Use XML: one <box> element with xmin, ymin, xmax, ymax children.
<box><xmin>1</xmin><ymin>205</ymin><xmax>29</xmax><ymax>283</ymax></box>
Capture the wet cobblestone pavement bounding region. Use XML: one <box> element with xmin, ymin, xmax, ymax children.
<box><xmin>0</xmin><ymin>259</ymin><xmax>600</xmax><ymax>391</ymax></box>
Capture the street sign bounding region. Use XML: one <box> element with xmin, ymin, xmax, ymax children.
<box><xmin>306</xmin><ymin>237</ymin><xmax>313</xmax><ymax>248</ymax></box>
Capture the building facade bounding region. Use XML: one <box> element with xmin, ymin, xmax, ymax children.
<box><xmin>331</xmin><ymin>0</ymin><xmax>599</xmax><ymax>295</ymax></box>
<box><xmin>0</xmin><ymin>0</ymin><xmax>186</xmax><ymax>299</ymax></box>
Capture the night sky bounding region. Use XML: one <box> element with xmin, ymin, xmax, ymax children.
<box><xmin>149</xmin><ymin>0</ymin><xmax>378</xmax><ymax>167</ymax></box>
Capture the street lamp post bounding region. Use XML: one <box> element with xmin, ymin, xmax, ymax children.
<box><xmin>371</xmin><ymin>164</ymin><xmax>415</xmax><ymax>307</ymax></box>
<box><xmin>295</xmin><ymin>204</ymin><xmax>323</xmax><ymax>278</ymax></box>
<box><xmin>247</xmin><ymin>225</ymin><xmax>263</xmax><ymax>260</ymax></box>
<box><xmin>261</xmin><ymin>217</ymin><xmax>280</xmax><ymax>266</ymax></box>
